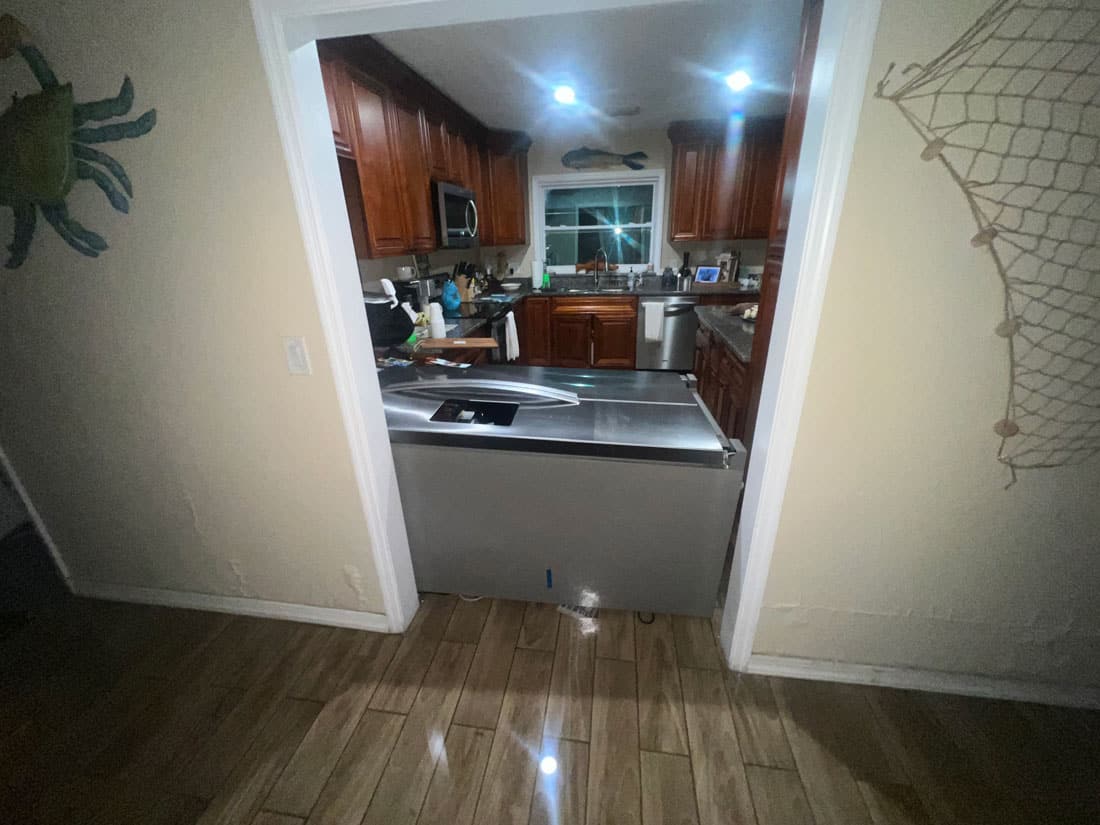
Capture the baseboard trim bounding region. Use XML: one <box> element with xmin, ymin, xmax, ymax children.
<box><xmin>0</xmin><ymin>442</ymin><xmax>72</xmax><ymax>589</ymax></box>
<box><xmin>72</xmin><ymin>580</ymin><xmax>392</xmax><ymax>633</ymax></box>
<box><xmin>746</xmin><ymin>654</ymin><xmax>1100</xmax><ymax>710</ymax></box>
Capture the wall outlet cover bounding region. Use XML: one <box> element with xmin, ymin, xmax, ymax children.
<box><xmin>283</xmin><ymin>336</ymin><xmax>312</xmax><ymax>375</ymax></box>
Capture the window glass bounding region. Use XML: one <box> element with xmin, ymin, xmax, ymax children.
<box><xmin>543</xmin><ymin>183</ymin><xmax>656</xmax><ymax>267</ymax></box>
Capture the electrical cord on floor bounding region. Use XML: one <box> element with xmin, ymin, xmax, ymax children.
<box><xmin>636</xmin><ymin>611</ymin><xmax>655</xmax><ymax>624</ymax></box>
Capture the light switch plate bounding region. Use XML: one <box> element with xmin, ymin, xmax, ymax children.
<box><xmin>283</xmin><ymin>336</ymin><xmax>312</xmax><ymax>375</ymax></box>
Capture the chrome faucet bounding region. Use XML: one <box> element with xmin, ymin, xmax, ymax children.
<box><xmin>593</xmin><ymin>247</ymin><xmax>608</xmax><ymax>288</ymax></box>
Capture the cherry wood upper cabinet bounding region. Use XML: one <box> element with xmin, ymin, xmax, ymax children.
<box><xmin>349</xmin><ymin>72</ymin><xmax>408</xmax><ymax>257</ymax></box>
<box><xmin>488</xmin><ymin>149</ymin><xmax>528</xmax><ymax>246</ymax></box>
<box><xmin>667</xmin><ymin>117</ymin><xmax>784</xmax><ymax>242</ymax></box>
<box><xmin>703</xmin><ymin>141</ymin><xmax>742</xmax><ymax>241</ymax></box>
<box><xmin>447</xmin><ymin>131</ymin><xmax>469</xmax><ymax>186</ymax></box>
<box><xmin>392</xmin><ymin>101</ymin><xmax>435</xmax><ymax>252</ymax></box>
<box><xmin>477</xmin><ymin>145</ymin><xmax>496</xmax><ymax>247</ymax></box>
<box><xmin>736</xmin><ymin>118</ymin><xmax>785</xmax><ymax>239</ymax></box>
<box><xmin>320</xmin><ymin>56</ymin><xmax>354</xmax><ymax>158</ymax></box>
<box><xmin>668</xmin><ymin>141</ymin><xmax>712</xmax><ymax>241</ymax></box>
<box><xmin>420</xmin><ymin>110</ymin><xmax>449</xmax><ymax>179</ymax></box>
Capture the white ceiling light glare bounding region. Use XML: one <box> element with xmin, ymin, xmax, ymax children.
<box><xmin>613</xmin><ymin>226</ymin><xmax>623</xmax><ymax>235</ymax></box>
<box><xmin>725</xmin><ymin>70</ymin><xmax>752</xmax><ymax>92</ymax></box>
<box><xmin>539</xmin><ymin>755</ymin><xmax>558</xmax><ymax>775</ymax></box>
<box><xmin>553</xmin><ymin>85</ymin><xmax>577</xmax><ymax>105</ymax></box>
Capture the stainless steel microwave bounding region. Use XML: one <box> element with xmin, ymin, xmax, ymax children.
<box><xmin>433</xmin><ymin>181</ymin><xmax>478</xmax><ymax>248</ymax></box>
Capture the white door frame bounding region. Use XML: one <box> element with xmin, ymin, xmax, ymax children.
<box><xmin>248</xmin><ymin>0</ymin><xmax>882</xmax><ymax>648</ymax></box>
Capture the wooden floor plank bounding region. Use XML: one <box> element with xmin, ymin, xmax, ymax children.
<box><xmin>865</xmin><ymin>686</ymin><xmax>1023</xmax><ymax>825</ymax></box>
<box><xmin>724</xmin><ymin>674</ymin><xmax>795</xmax><ymax>770</ymax></box>
<box><xmin>586</xmin><ymin>658</ymin><xmax>641</xmax><ymax>825</ymax></box>
<box><xmin>595</xmin><ymin>609</ymin><xmax>635</xmax><ymax>661</ymax></box>
<box><xmin>180</xmin><ymin>624</ymin><xmax>335</xmax><ymax>799</ymax></box>
<box><xmin>363</xmin><ymin>641</ymin><xmax>477</xmax><ymax>825</ymax></box>
<box><xmin>253</xmin><ymin>813</ymin><xmax>305</xmax><ymax>825</ymax></box>
<box><xmin>671</xmin><ymin>616</ymin><xmax>722</xmax><ymax>670</ymax></box>
<box><xmin>416</xmin><ymin>724</ymin><xmax>493</xmax><ymax>825</ymax></box>
<box><xmin>746</xmin><ymin>765</ymin><xmax>815</xmax><ymax>825</ymax></box>
<box><xmin>636</xmin><ymin>614</ymin><xmax>689</xmax><ymax>755</ymax></box>
<box><xmin>369</xmin><ymin>594</ymin><xmax>457</xmax><ymax>714</ymax></box>
<box><xmin>265</xmin><ymin>633</ymin><xmax>400</xmax><ymax>817</ymax></box>
<box><xmin>529</xmin><ymin>737</ymin><xmax>588</xmax><ymax>825</ymax></box>
<box><xmin>452</xmin><ymin>600</ymin><xmax>526</xmax><ymax>729</ymax></box>
<box><xmin>857</xmin><ymin>781</ymin><xmax>933</xmax><ymax>825</ymax></box>
<box><xmin>197</xmin><ymin>697</ymin><xmax>321</xmax><ymax>825</ymax></box>
<box><xmin>641</xmin><ymin>751</ymin><xmax>699</xmax><ymax>825</ymax></box>
<box><xmin>445</xmin><ymin>599</ymin><xmax>493</xmax><ymax>644</ymax></box>
<box><xmin>472</xmin><ymin>648</ymin><xmax>555</xmax><ymax>825</ymax></box>
<box><xmin>518</xmin><ymin>602</ymin><xmax>560</xmax><ymax>652</ymax></box>
<box><xmin>543</xmin><ymin>614</ymin><xmax>596</xmax><ymax>742</ymax></box>
<box><xmin>304</xmin><ymin>710</ymin><xmax>404</xmax><ymax>825</ymax></box>
<box><xmin>287</xmin><ymin>628</ymin><xmax>365</xmax><ymax>702</ymax></box>
<box><xmin>680</xmin><ymin>667</ymin><xmax>756</xmax><ymax>825</ymax></box>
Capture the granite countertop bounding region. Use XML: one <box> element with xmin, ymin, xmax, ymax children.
<box><xmin>695</xmin><ymin>306</ymin><xmax>756</xmax><ymax>362</ymax></box>
<box><xmin>488</xmin><ymin>275</ymin><xmax>759</xmax><ymax>299</ymax></box>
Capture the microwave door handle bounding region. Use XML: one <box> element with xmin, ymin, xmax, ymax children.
<box><xmin>466</xmin><ymin>199</ymin><xmax>478</xmax><ymax>238</ymax></box>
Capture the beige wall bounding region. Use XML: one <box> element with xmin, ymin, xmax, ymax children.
<box><xmin>0</xmin><ymin>0</ymin><xmax>385</xmax><ymax>612</ymax></box>
<box><xmin>754</xmin><ymin>0</ymin><xmax>1100</xmax><ymax>687</ymax></box>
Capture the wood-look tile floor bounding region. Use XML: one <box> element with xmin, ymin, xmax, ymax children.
<box><xmin>3</xmin><ymin>594</ymin><xmax>1099</xmax><ymax>825</ymax></box>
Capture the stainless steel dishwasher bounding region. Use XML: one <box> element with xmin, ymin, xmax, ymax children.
<box><xmin>635</xmin><ymin>295</ymin><xmax>699</xmax><ymax>370</ymax></box>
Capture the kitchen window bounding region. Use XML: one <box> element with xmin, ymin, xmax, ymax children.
<box><xmin>533</xmin><ymin>170</ymin><xmax>665</xmax><ymax>274</ymax></box>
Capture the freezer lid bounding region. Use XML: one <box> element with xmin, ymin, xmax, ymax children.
<box><xmin>380</xmin><ymin>365</ymin><xmax>739</xmax><ymax>467</ymax></box>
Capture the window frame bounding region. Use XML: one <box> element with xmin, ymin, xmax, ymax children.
<box><xmin>531</xmin><ymin>168</ymin><xmax>666</xmax><ymax>274</ymax></box>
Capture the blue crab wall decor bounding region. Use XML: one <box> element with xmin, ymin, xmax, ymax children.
<box><xmin>0</xmin><ymin>14</ymin><xmax>156</xmax><ymax>268</ymax></box>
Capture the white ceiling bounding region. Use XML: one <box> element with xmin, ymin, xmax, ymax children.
<box><xmin>375</xmin><ymin>0</ymin><xmax>802</xmax><ymax>139</ymax></box>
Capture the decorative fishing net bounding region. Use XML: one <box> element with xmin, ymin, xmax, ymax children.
<box><xmin>876</xmin><ymin>0</ymin><xmax>1100</xmax><ymax>479</ymax></box>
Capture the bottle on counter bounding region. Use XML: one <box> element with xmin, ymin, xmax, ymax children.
<box><xmin>677</xmin><ymin>252</ymin><xmax>692</xmax><ymax>290</ymax></box>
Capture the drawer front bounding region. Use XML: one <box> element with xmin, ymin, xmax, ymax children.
<box><xmin>552</xmin><ymin>296</ymin><xmax>638</xmax><ymax>317</ymax></box>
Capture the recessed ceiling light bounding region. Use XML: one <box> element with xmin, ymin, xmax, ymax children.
<box><xmin>539</xmin><ymin>756</ymin><xmax>558</xmax><ymax>775</ymax></box>
<box><xmin>553</xmin><ymin>85</ymin><xmax>576</xmax><ymax>105</ymax></box>
<box><xmin>725</xmin><ymin>70</ymin><xmax>752</xmax><ymax>92</ymax></box>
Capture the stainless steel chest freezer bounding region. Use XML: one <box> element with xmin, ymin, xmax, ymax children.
<box><xmin>380</xmin><ymin>365</ymin><xmax>745</xmax><ymax>616</ymax></box>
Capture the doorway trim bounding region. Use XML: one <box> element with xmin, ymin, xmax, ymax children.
<box><xmin>249</xmin><ymin>0</ymin><xmax>881</xmax><ymax>644</ymax></box>
<box><xmin>719</xmin><ymin>0</ymin><xmax>882</xmax><ymax>667</ymax></box>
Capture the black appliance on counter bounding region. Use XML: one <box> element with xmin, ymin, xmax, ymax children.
<box><xmin>433</xmin><ymin>181</ymin><xmax>478</xmax><ymax>248</ymax></box>
<box><xmin>363</xmin><ymin>294</ymin><xmax>414</xmax><ymax>347</ymax></box>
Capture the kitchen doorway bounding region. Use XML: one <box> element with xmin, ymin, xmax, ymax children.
<box><xmin>249</xmin><ymin>0</ymin><xmax>881</xmax><ymax>663</ymax></box>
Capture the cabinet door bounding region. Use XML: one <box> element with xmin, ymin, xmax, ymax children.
<box><xmin>321</xmin><ymin>57</ymin><xmax>353</xmax><ymax>157</ymax></box>
<box><xmin>550</xmin><ymin>314</ymin><xmax>591</xmax><ymax>368</ymax></box>
<box><xmin>448</xmin><ymin>130</ymin><xmax>468</xmax><ymax>185</ymax></box>
<box><xmin>693</xmin><ymin>329</ymin><xmax>710</xmax><ymax>381</ymax></box>
<box><xmin>592</xmin><ymin>315</ymin><xmax>637</xmax><ymax>368</ymax></box>
<box><xmin>350</xmin><ymin>74</ymin><xmax>409</xmax><ymax>256</ymax></box>
<box><xmin>488</xmin><ymin>150</ymin><xmax>528</xmax><ymax>245</ymax></box>
<box><xmin>668</xmin><ymin>142</ymin><xmax>712</xmax><ymax>241</ymax></box>
<box><xmin>737</xmin><ymin>118</ymin><xmax>784</xmax><ymax>239</ymax></box>
<box><xmin>420</xmin><ymin>110</ymin><xmax>449</xmax><ymax>178</ymax></box>
<box><xmin>393</xmin><ymin>101</ymin><xmax>435</xmax><ymax>252</ymax></box>
<box><xmin>478</xmin><ymin>145</ymin><xmax>495</xmax><ymax>246</ymax></box>
<box><xmin>523</xmin><ymin>297</ymin><xmax>552</xmax><ymax>365</ymax></box>
<box><xmin>703</xmin><ymin>141</ymin><xmax>742</xmax><ymax>240</ymax></box>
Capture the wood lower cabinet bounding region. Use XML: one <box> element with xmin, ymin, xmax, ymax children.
<box><xmin>548</xmin><ymin>297</ymin><xmax>637</xmax><ymax>369</ymax></box>
<box><xmin>522</xmin><ymin>297</ymin><xmax>552</xmax><ymax>366</ymax></box>
<box><xmin>592</xmin><ymin>315</ymin><xmax>636</xmax><ymax>368</ymax></box>
<box><xmin>694</xmin><ymin>328</ymin><xmax>749</xmax><ymax>440</ymax></box>
<box><xmin>551</xmin><ymin>313</ymin><xmax>592</xmax><ymax>367</ymax></box>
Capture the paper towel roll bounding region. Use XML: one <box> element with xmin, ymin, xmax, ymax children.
<box><xmin>428</xmin><ymin>302</ymin><xmax>446</xmax><ymax>339</ymax></box>
<box><xmin>531</xmin><ymin>260</ymin><xmax>543</xmax><ymax>289</ymax></box>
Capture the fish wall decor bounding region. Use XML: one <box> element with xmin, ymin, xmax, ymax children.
<box><xmin>561</xmin><ymin>147</ymin><xmax>648</xmax><ymax>171</ymax></box>
<box><xmin>0</xmin><ymin>14</ymin><xmax>156</xmax><ymax>269</ymax></box>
